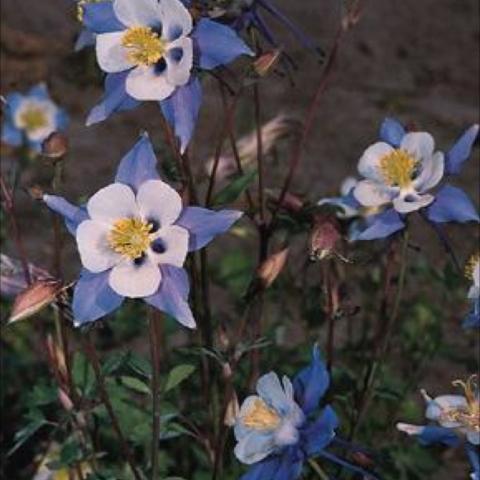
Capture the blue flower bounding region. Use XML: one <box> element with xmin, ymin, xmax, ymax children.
<box><xmin>350</xmin><ymin>118</ymin><xmax>479</xmax><ymax>241</ymax></box>
<box><xmin>463</xmin><ymin>253</ymin><xmax>480</xmax><ymax>329</ymax></box>
<box><xmin>234</xmin><ymin>346</ymin><xmax>377</xmax><ymax>480</ymax></box>
<box><xmin>82</xmin><ymin>0</ymin><xmax>253</xmax><ymax>152</ymax></box>
<box><xmin>193</xmin><ymin>0</ymin><xmax>321</xmax><ymax>60</ymax></box>
<box><xmin>1</xmin><ymin>84</ymin><xmax>68</xmax><ymax>152</ymax></box>
<box><xmin>397</xmin><ymin>377</ymin><xmax>480</xmax><ymax>479</ymax></box>
<box><xmin>42</xmin><ymin>133</ymin><xmax>242</xmax><ymax>327</ymax></box>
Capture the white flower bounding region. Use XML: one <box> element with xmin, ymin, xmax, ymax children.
<box><xmin>96</xmin><ymin>0</ymin><xmax>194</xmax><ymax>101</ymax></box>
<box><xmin>234</xmin><ymin>372</ymin><xmax>305</xmax><ymax>464</ymax></box>
<box><xmin>353</xmin><ymin>132</ymin><xmax>445</xmax><ymax>214</ymax></box>
<box><xmin>14</xmin><ymin>97</ymin><xmax>58</xmax><ymax>143</ymax></box>
<box><xmin>76</xmin><ymin>179</ymin><xmax>189</xmax><ymax>298</ymax></box>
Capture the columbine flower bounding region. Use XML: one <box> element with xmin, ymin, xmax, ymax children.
<box><xmin>347</xmin><ymin>118</ymin><xmax>479</xmax><ymax>241</ymax></box>
<box><xmin>397</xmin><ymin>376</ymin><xmax>480</xmax><ymax>480</ymax></box>
<box><xmin>1</xmin><ymin>84</ymin><xmax>68</xmax><ymax>152</ymax></box>
<box><xmin>234</xmin><ymin>346</ymin><xmax>377</xmax><ymax>479</ymax></box>
<box><xmin>42</xmin><ymin>133</ymin><xmax>242</xmax><ymax>327</ymax></box>
<box><xmin>317</xmin><ymin>176</ymin><xmax>385</xmax><ymax>242</ymax></box>
<box><xmin>82</xmin><ymin>0</ymin><xmax>252</xmax><ymax>152</ymax></box>
<box><xmin>202</xmin><ymin>0</ymin><xmax>322</xmax><ymax>63</ymax></box>
<box><xmin>464</xmin><ymin>252</ymin><xmax>480</xmax><ymax>329</ymax></box>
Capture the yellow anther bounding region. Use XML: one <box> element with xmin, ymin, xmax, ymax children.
<box><xmin>18</xmin><ymin>107</ymin><xmax>48</xmax><ymax>132</ymax></box>
<box><xmin>443</xmin><ymin>375</ymin><xmax>480</xmax><ymax>432</ymax></box>
<box><xmin>465</xmin><ymin>253</ymin><xmax>480</xmax><ymax>281</ymax></box>
<box><xmin>121</xmin><ymin>26</ymin><xmax>166</xmax><ymax>66</ymax></box>
<box><xmin>108</xmin><ymin>218</ymin><xmax>153</xmax><ymax>259</ymax></box>
<box><xmin>378</xmin><ymin>149</ymin><xmax>417</xmax><ymax>188</ymax></box>
<box><xmin>242</xmin><ymin>399</ymin><xmax>281</xmax><ymax>430</ymax></box>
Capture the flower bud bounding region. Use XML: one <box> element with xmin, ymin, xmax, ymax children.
<box><xmin>257</xmin><ymin>248</ymin><xmax>289</xmax><ymax>289</ymax></box>
<box><xmin>42</xmin><ymin>131</ymin><xmax>68</xmax><ymax>159</ymax></box>
<box><xmin>254</xmin><ymin>49</ymin><xmax>282</xmax><ymax>77</ymax></box>
<box><xmin>224</xmin><ymin>391</ymin><xmax>240</xmax><ymax>427</ymax></box>
<box><xmin>8</xmin><ymin>279</ymin><xmax>63</xmax><ymax>324</ymax></box>
<box><xmin>309</xmin><ymin>215</ymin><xmax>341</xmax><ymax>261</ymax></box>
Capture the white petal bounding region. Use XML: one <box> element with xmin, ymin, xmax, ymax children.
<box><xmin>76</xmin><ymin>220</ymin><xmax>121</xmax><ymax>273</ymax></box>
<box><xmin>96</xmin><ymin>32</ymin><xmax>134</xmax><ymax>73</ymax></box>
<box><xmin>234</xmin><ymin>430</ymin><xmax>276</xmax><ymax>465</ymax></box>
<box><xmin>165</xmin><ymin>37</ymin><xmax>193</xmax><ymax>86</ymax></box>
<box><xmin>400</xmin><ymin>132</ymin><xmax>435</xmax><ymax>161</ymax></box>
<box><xmin>87</xmin><ymin>183</ymin><xmax>138</xmax><ymax>224</ymax></box>
<box><xmin>396</xmin><ymin>422</ymin><xmax>424</xmax><ymax>436</ymax></box>
<box><xmin>353</xmin><ymin>180</ymin><xmax>394</xmax><ymax>207</ymax></box>
<box><xmin>136</xmin><ymin>179</ymin><xmax>183</xmax><ymax>227</ymax></box>
<box><xmin>113</xmin><ymin>0</ymin><xmax>162</xmax><ymax>27</ymax></box>
<box><xmin>413</xmin><ymin>151</ymin><xmax>444</xmax><ymax>193</ymax></box>
<box><xmin>274</xmin><ymin>422</ymin><xmax>299</xmax><ymax>447</ymax></box>
<box><xmin>467</xmin><ymin>429</ymin><xmax>480</xmax><ymax>445</ymax></box>
<box><xmin>159</xmin><ymin>0</ymin><xmax>193</xmax><ymax>41</ymax></box>
<box><xmin>358</xmin><ymin>142</ymin><xmax>394</xmax><ymax>181</ymax></box>
<box><xmin>148</xmin><ymin>225</ymin><xmax>189</xmax><ymax>268</ymax></box>
<box><xmin>125</xmin><ymin>65</ymin><xmax>175</xmax><ymax>101</ymax></box>
<box><xmin>393</xmin><ymin>192</ymin><xmax>433</xmax><ymax>213</ymax></box>
<box><xmin>340</xmin><ymin>176</ymin><xmax>358</xmax><ymax>196</ymax></box>
<box><xmin>109</xmin><ymin>257</ymin><xmax>161</xmax><ymax>297</ymax></box>
<box><xmin>425</xmin><ymin>395</ymin><xmax>468</xmax><ymax>427</ymax></box>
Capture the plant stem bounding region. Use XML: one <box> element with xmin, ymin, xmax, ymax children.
<box><xmin>82</xmin><ymin>334</ymin><xmax>142</xmax><ymax>480</ymax></box>
<box><xmin>149</xmin><ymin>310</ymin><xmax>162</xmax><ymax>480</ymax></box>
<box><xmin>351</xmin><ymin>230</ymin><xmax>409</xmax><ymax>439</ymax></box>
<box><xmin>308</xmin><ymin>458</ymin><xmax>330</xmax><ymax>480</ymax></box>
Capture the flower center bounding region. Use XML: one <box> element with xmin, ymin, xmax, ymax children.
<box><xmin>76</xmin><ymin>0</ymin><xmax>104</xmax><ymax>22</ymax></box>
<box><xmin>18</xmin><ymin>107</ymin><xmax>48</xmax><ymax>132</ymax></box>
<box><xmin>378</xmin><ymin>149</ymin><xmax>417</xmax><ymax>189</ymax></box>
<box><xmin>108</xmin><ymin>218</ymin><xmax>153</xmax><ymax>260</ymax></box>
<box><xmin>465</xmin><ymin>253</ymin><xmax>480</xmax><ymax>281</ymax></box>
<box><xmin>242</xmin><ymin>398</ymin><xmax>281</xmax><ymax>430</ymax></box>
<box><xmin>121</xmin><ymin>26</ymin><xmax>167</xmax><ymax>66</ymax></box>
<box><xmin>442</xmin><ymin>376</ymin><xmax>480</xmax><ymax>432</ymax></box>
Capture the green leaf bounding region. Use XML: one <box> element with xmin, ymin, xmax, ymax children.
<box><xmin>164</xmin><ymin>364</ymin><xmax>196</xmax><ymax>393</ymax></box>
<box><xmin>212</xmin><ymin>169</ymin><xmax>257</xmax><ymax>206</ymax></box>
<box><xmin>120</xmin><ymin>376</ymin><xmax>151</xmax><ymax>394</ymax></box>
<box><xmin>8</xmin><ymin>416</ymin><xmax>48</xmax><ymax>456</ymax></box>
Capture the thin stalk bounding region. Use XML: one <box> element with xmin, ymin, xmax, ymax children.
<box><xmin>351</xmin><ymin>230</ymin><xmax>409</xmax><ymax>439</ymax></box>
<box><xmin>308</xmin><ymin>458</ymin><xmax>330</xmax><ymax>480</ymax></box>
<box><xmin>149</xmin><ymin>310</ymin><xmax>162</xmax><ymax>480</ymax></box>
<box><xmin>0</xmin><ymin>174</ymin><xmax>31</xmax><ymax>284</ymax></box>
<box><xmin>82</xmin><ymin>334</ymin><xmax>142</xmax><ymax>480</ymax></box>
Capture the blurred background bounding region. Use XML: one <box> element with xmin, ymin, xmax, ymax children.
<box><xmin>1</xmin><ymin>0</ymin><xmax>479</xmax><ymax>479</ymax></box>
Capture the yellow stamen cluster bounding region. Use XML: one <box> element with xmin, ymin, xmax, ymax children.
<box><xmin>442</xmin><ymin>376</ymin><xmax>480</xmax><ymax>432</ymax></box>
<box><xmin>465</xmin><ymin>253</ymin><xmax>480</xmax><ymax>281</ymax></box>
<box><xmin>18</xmin><ymin>107</ymin><xmax>48</xmax><ymax>132</ymax></box>
<box><xmin>76</xmin><ymin>0</ymin><xmax>104</xmax><ymax>23</ymax></box>
<box><xmin>121</xmin><ymin>26</ymin><xmax>166</xmax><ymax>66</ymax></box>
<box><xmin>242</xmin><ymin>399</ymin><xmax>281</xmax><ymax>430</ymax></box>
<box><xmin>378</xmin><ymin>149</ymin><xmax>417</xmax><ymax>188</ymax></box>
<box><xmin>108</xmin><ymin>218</ymin><xmax>153</xmax><ymax>260</ymax></box>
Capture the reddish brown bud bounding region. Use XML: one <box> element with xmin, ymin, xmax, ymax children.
<box><xmin>254</xmin><ymin>49</ymin><xmax>282</xmax><ymax>77</ymax></box>
<box><xmin>27</xmin><ymin>185</ymin><xmax>44</xmax><ymax>201</ymax></box>
<box><xmin>257</xmin><ymin>248</ymin><xmax>289</xmax><ymax>289</ymax></box>
<box><xmin>351</xmin><ymin>451</ymin><xmax>375</xmax><ymax>469</ymax></box>
<box><xmin>42</xmin><ymin>131</ymin><xmax>69</xmax><ymax>159</ymax></box>
<box><xmin>278</xmin><ymin>192</ymin><xmax>304</xmax><ymax>213</ymax></box>
<box><xmin>9</xmin><ymin>279</ymin><xmax>63</xmax><ymax>324</ymax></box>
<box><xmin>309</xmin><ymin>215</ymin><xmax>342</xmax><ymax>261</ymax></box>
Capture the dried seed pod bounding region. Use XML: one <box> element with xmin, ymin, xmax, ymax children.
<box><xmin>309</xmin><ymin>215</ymin><xmax>342</xmax><ymax>262</ymax></box>
<box><xmin>254</xmin><ymin>49</ymin><xmax>282</xmax><ymax>77</ymax></box>
<box><xmin>257</xmin><ymin>248</ymin><xmax>289</xmax><ymax>289</ymax></box>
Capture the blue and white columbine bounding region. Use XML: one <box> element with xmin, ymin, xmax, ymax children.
<box><xmin>349</xmin><ymin>118</ymin><xmax>479</xmax><ymax>241</ymax></box>
<box><xmin>234</xmin><ymin>346</ymin><xmax>377</xmax><ymax>480</ymax></box>
<box><xmin>1</xmin><ymin>84</ymin><xmax>68</xmax><ymax>153</ymax></box>
<box><xmin>397</xmin><ymin>377</ymin><xmax>480</xmax><ymax>480</ymax></box>
<box><xmin>43</xmin><ymin>133</ymin><xmax>242</xmax><ymax>327</ymax></box>
<box><xmin>82</xmin><ymin>0</ymin><xmax>253</xmax><ymax>152</ymax></box>
<box><xmin>464</xmin><ymin>253</ymin><xmax>480</xmax><ymax>329</ymax></box>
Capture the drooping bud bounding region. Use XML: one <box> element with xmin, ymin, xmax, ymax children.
<box><xmin>309</xmin><ymin>215</ymin><xmax>342</xmax><ymax>262</ymax></box>
<box><xmin>224</xmin><ymin>390</ymin><xmax>240</xmax><ymax>427</ymax></box>
<box><xmin>42</xmin><ymin>131</ymin><xmax>69</xmax><ymax>159</ymax></box>
<box><xmin>27</xmin><ymin>185</ymin><xmax>44</xmax><ymax>201</ymax></box>
<box><xmin>8</xmin><ymin>279</ymin><xmax>63</xmax><ymax>324</ymax></box>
